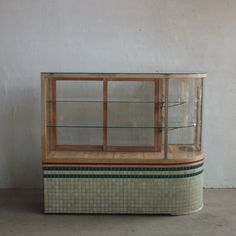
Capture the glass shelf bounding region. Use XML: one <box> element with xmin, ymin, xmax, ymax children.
<box><xmin>47</xmin><ymin>99</ymin><xmax>155</xmax><ymax>103</ymax></box>
<box><xmin>47</xmin><ymin>99</ymin><xmax>197</xmax><ymax>105</ymax></box>
<box><xmin>47</xmin><ymin>122</ymin><xmax>196</xmax><ymax>129</ymax></box>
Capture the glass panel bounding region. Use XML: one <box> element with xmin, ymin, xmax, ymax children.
<box><xmin>107</xmin><ymin>81</ymin><xmax>155</xmax><ymax>146</ymax></box>
<box><xmin>56</xmin><ymin>127</ymin><xmax>103</xmax><ymax>145</ymax></box>
<box><xmin>55</xmin><ymin>80</ymin><xmax>103</xmax><ymax>101</ymax></box>
<box><xmin>56</xmin><ymin>103</ymin><xmax>102</xmax><ymax>126</ymax></box>
<box><xmin>108</xmin><ymin>81</ymin><xmax>155</xmax><ymax>102</ymax></box>
<box><xmin>167</xmin><ymin>78</ymin><xmax>200</xmax><ymax>158</ymax></box>
<box><xmin>54</xmin><ymin>80</ymin><xmax>103</xmax><ymax>145</ymax></box>
<box><xmin>108</xmin><ymin>128</ymin><xmax>154</xmax><ymax>146</ymax></box>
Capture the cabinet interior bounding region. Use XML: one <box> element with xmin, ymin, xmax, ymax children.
<box><xmin>41</xmin><ymin>73</ymin><xmax>205</xmax><ymax>164</ymax></box>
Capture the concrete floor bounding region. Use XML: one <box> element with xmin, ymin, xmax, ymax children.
<box><xmin>0</xmin><ymin>189</ymin><xmax>235</xmax><ymax>236</ymax></box>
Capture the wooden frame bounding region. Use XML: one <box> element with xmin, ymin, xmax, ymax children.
<box><xmin>41</xmin><ymin>72</ymin><xmax>207</xmax><ymax>164</ymax></box>
<box><xmin>45</xmin><ymin>77</ymin><xmax>162</xmax><ymax>152</ymax></box>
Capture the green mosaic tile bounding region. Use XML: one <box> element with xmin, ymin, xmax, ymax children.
<box><xmin>44</xmin><ymin>170</ymin><xmax>203</xmax><ymax>179</ymax></box>
<box><xmin>43</xmin><ymin>163</ymin><xmax>203</xmax><ymax>172</ymax></box>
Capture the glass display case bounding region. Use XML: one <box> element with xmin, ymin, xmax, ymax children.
<box><xmin>41</xmin><ymin>72</ymin><xmax>206</xmax><ymax>214</ymax></box>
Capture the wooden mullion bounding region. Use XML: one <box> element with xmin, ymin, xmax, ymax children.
<box><xmin>103</xmin><ymin>79</ymin><xmax>108</xmax><ymax>150</ymax></box>
<box><xmin>49</xmin><ymin>78</ymin><xmax>57</xmax><ymax>150</ymax></box>
<box><xmin>101</xmin><ymin>77</ymin><xmax>155</xmax><ymax>81</ymax></box>
<box><xmin>106</xmin><ymin>146</ymin><xmax>156</xmax><ymax>152</ymax></box>
<box><xmin>53</xmin><ymin>77</ymin><xmax>104</xmax><ymax>81</ymax></box>
<box><xmin>154</xmin><ymin>80</ymin><xmax>162</xmax><ymax>151</ymax></box>
<box><xmin>41</xmin><ymin>75</ymin><xmax>47</xmax><ymax>162</ymax></box>
<box><xmin>194</xmin><ymin>78</ymin><xmax>203</xmax><ymax>151</ymax></box>
<box><xmin>55</xmin><ymin>145</ymin><xmax>103</xmax><ymax>151</ymax></box>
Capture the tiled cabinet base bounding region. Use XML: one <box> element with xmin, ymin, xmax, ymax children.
<box><xmin>43</xmin><ymin>163</ymin><xmax>203</xmax><ymax>215</ymax></box>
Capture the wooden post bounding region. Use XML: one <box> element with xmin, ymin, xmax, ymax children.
<box><xmin>154</xmin><ymin>79</ymin><xmax>162</xmax><ymax>152</ymax></box>
<box><xmin>41</xmin><ymin>75</ymin><xmax>47</xmax><ymax>162</ymax></box>
<box><xmin>49</xmin><ymin>78</ymin><xmax>57</xmax><ymax>150</ymax></box>
<box><xmin>103</xmin><ymin>79</ymin><xmax>108</xmax><ymax>151</ymax></box>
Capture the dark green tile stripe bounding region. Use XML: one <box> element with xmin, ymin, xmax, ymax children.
<box><xmin>44</xmin><ymin>169</ymin><xmax>203</xmax><ymax>179</ymax></box>
<box><xmin>43</xmin><ymin>163</ymin><xmax>203</xmax><ymax>172</ymax></box>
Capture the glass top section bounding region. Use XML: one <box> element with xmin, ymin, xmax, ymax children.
<box><xmin>41</xmin><ymin>72</ymin><xmax>206</xmax><ymax>75</ymax></box>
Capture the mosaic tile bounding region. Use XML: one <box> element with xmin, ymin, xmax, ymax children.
<box><xmin>44</xmin><ymin>164</ymin><xmax>203</xmax><ymax>214</ymax></box>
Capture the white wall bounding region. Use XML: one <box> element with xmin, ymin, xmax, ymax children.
<box><xmin>0</xmin><ymin>0</ymin><xmax>235</xmax><ymax>188</ymax></box>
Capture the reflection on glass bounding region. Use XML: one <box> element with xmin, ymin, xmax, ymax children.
<box><xmin>108</xmin><ymin>81</ymin><xmax>155</xmax><ymax>146</ymax></box>
<box><xmin>167</xmin><ymin>78</ymin><xmax>200</xmax><ymax>156</ymax></box>
<box><xmin>55</xmin><ymin>80</ymin><xmax>103</xmax><ymax>145</ymax></box>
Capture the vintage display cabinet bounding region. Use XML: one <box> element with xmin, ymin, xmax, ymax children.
<box><xmin>41</xmin><ymin>72</ymin><xmax>206</xmax><ymax>215</ymax></box>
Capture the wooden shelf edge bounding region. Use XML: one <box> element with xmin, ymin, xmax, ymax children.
<box><xmin>43</xmin><ymin>152</ymin><xmax>204</xmax><ymax>167</ymax></box>
<box><xmin>43</xmin><ymin>159</ymin><xmax>204</xmax><ymax>167</ymax></box>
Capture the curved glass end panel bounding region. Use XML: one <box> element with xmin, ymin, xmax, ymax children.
<box><xmin>164</xmin><ymin>78</ymin><xmax>203</xmax><ymax>159</ymax></box>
